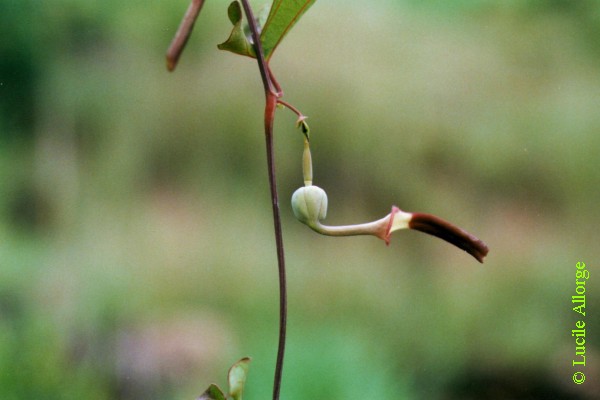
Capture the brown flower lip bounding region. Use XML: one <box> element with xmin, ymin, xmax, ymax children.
<box><xmin>407</xmin><ymin>212</ymin><xmax>489</xmax><ymax>263</ymax></box>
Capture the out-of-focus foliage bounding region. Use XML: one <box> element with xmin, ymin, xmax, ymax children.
<box><xmin>1</xmin><ymin>0</ymin><xmax>599</xmax><ymax>399</ymax></box>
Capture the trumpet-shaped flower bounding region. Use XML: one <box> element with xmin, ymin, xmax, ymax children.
<box><xmin>291</xmin><ymin>186</ymin><xmax>488</xmax><ymax>263</ymax></box>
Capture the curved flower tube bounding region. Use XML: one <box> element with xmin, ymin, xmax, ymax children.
<box><xmin>291</xmin><ymin>185</ymin><xmax>489</xmax><ymax>263</ymax></box>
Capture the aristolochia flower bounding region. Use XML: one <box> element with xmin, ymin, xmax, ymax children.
<box><xmin>291</xmin><ymin>185</ymin><xmax>489</xmax><ymax>263</ymax></box>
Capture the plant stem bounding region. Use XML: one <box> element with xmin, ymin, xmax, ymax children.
<box><xmin>264</xmin><ymin>92</ymin><xmax>287</xmax><ymax>400</ymax></box>
<box><xmin>240</xmin><ymin>2</ymin><xmax>287</xmax><ymax>400</ymax></box>
<box><xmin>240</xmin><ymin>0</ymin><xmax>276</xmax><ymax>95</ymax></box>
<box><xmin>166</xmin><ymin>0</ymin><xmax>206</xmax><ymax>71</ymax></box>
<box><xmin>277</xmin><ymin>99</ymin><xmax>304</xmax><ymax>119</ymax></box>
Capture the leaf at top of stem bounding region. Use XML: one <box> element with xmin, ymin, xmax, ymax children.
<box><xmin>197</xmin><ymin>384</ymin><xmax>227</xmax><ymax>400</ymax></box>
<box><xmin>228</xmin><ymin>357</ymin><xmax>251</xmax><ymax>400</ymax></box>
<box><xmin>218</xmin><ymin>0</ymin><xmax>316</xmax><ymax>60</ymax></box>
<box><xmin>217</xmin><ymin>1</ymin><xmax>256</xmax><ymax>57</ymax></box>
<box><xmin>218</xmin><ymin>1</ymin><xmax>271</xmax><ymax>58</ymax></box>
<box><xmin>260</xmin><ymin>0</ymin><xmax>316</xmax><ymax>60</ymax></box>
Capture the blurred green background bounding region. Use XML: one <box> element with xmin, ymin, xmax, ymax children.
<box><xmin>1</xmin><ymin>0</ymin><xmax>599</xmax><ymax>399</ymax></box>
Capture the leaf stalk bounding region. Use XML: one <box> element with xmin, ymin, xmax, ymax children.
<box><xmin>166</xmin><ymin>0</ymin><xmax>206</xmax><ymax>71</ymax></box>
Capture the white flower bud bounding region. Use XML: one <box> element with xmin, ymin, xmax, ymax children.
<box><xmin>291</xmin><ymin>185</ymin><xmax>328</xmax><ymax>227</ymax></box>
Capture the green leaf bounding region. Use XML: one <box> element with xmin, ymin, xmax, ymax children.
<box><xmin>228</xmin><ymin>357</ymin><xmax>251</xmax><ymax>400</ymax></box>
<box><xmin>217</xmin><ymin>1</ymin><xmax>256</xmax><ymax>58</ymax></box>
<box><xmin>197</xmin><ymin>384</ymin><xmax>227</xmax><ymax>400</ymax></box>
<box><xmin>260</xmin><ymin>0</ymin><xmax>317</xmax><ymax>59</ymax></box>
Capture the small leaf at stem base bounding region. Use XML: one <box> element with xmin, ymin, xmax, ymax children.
<box><xmin>228</xmin><ymin>357</ymin><xmax>251</xmax><ymax>400</ymax></box>
<box><xmin>197</xmin><ymin>384</ymin><xmax>227</xmax><ymax>400</ymax></box>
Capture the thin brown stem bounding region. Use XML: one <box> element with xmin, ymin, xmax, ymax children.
<box><xmin>264</xmin><ymin>92</ymin><xmax>287</xmax><ymax>400</ymax></box>
<box><xmin>268</xmin><ymin>64</ymin><xmax>283</xmax><ymax>96</ymax></box>
<box><xmin>277</xmin><ymin>99</ymin><xmax>305</xmax><ymax>119</ymax></box>
<box><xmin>166</xmin><ymin>0</ymin><xmax>206</xmax><ymax>71</ymax></box>
<box><xmin>239</xmin><ymin>1</ymin><xmax>287</xmax><ymax>400</ymax></box>
<box><xmin>240</xmin><ymin>0</ymin><xmax>276</xmax><ymax>96</ymax></box>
